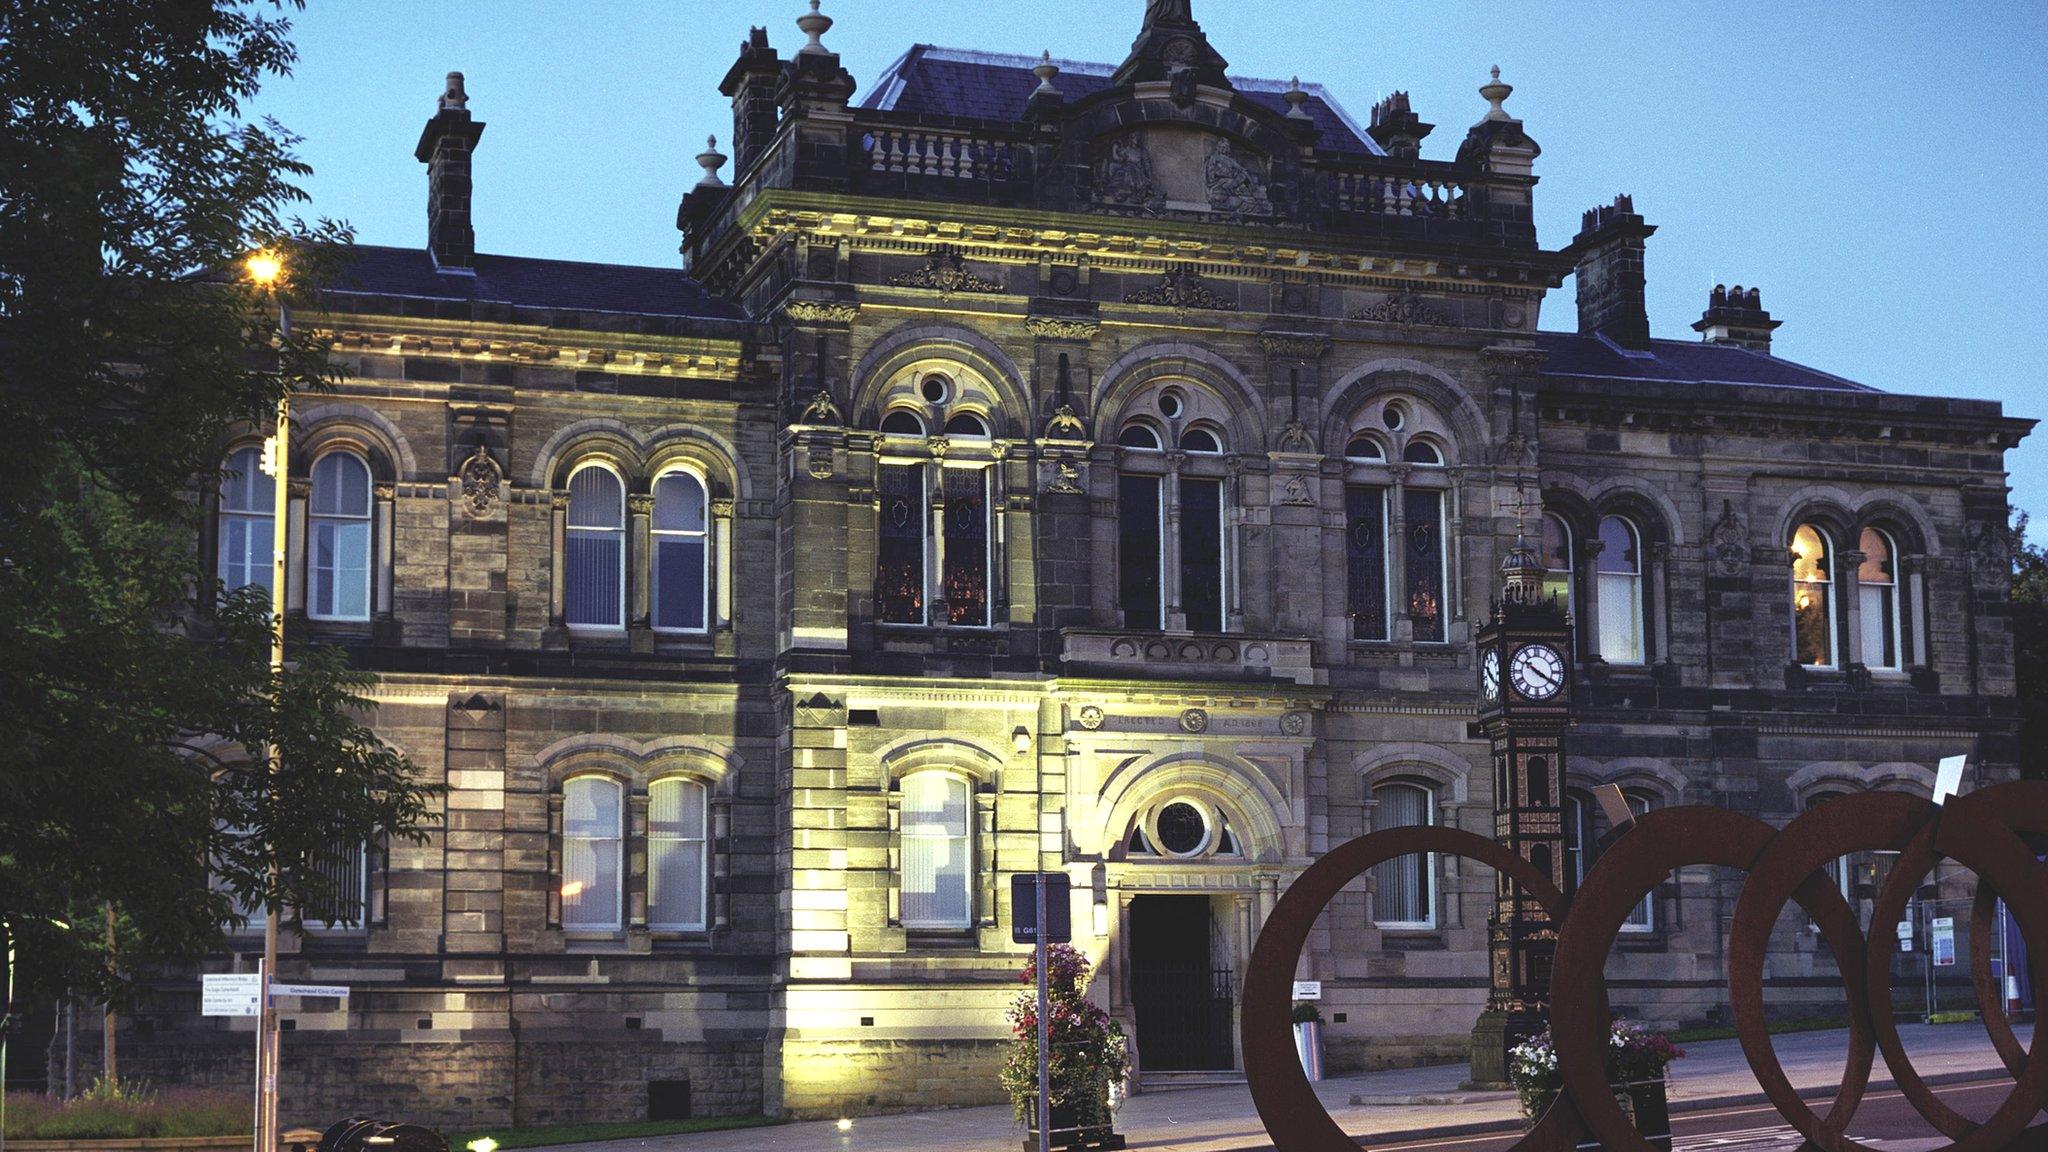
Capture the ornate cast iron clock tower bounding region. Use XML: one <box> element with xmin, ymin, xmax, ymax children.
<box><xmin>1469</xmin><ymin>528</ymin><xmax>1575</xmax><ymax>1085</ymax></box>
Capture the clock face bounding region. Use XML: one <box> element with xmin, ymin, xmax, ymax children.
<box><xmin>1481</xmin><ymin>648</ymin><xmax>1501</xmax><ymax>700</ymax></box>
<box><xmin>1509</xmin><ymin>643</ymin><xmax>1566</xmax><ymax>700</ymax></box>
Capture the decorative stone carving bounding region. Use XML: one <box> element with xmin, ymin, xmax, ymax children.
<box><xmin>1204</xmin><ymin>138</ymin><xmax>1273</xmax><ymax>216</ymax></box>
<box><xmin>549</xmin><ymin>490</ymin><xmax>571</xmax><ymax>513</ymax></box>
<box><xmin>627</xmin><ymin>493</ymin><xmax>655</xmax><ymax>516</ymax></box>
<box><xmin>1076</xmin><ymin>705</ymin><xmax>1105</xmax><ymax>731</ymax></box>
<box><xmin>1280</xmin><ymin>711</ymin><xmax>1309</xmax><ymax>737</ymax></box>
<box><xmin>1025</xmin><ymin>315</ymin><xmax>1101</xmax><ymax>341</ymax></box>
<box><xmin>1178</xmin><ymin>707</ymin><xmax>1209</xmax><ymax>734</ymax></box>
<box><xmin>806</xmin><ymin>444</ymin><xmax>836</xmax><ymax>480</ymax></box>
<box><xmin>1710</xmin><ymin>500</ymin><xmax>1747</xmax><ymax>576</ymax></box>
<box><xmin>1096</xmin><ymin>134</ymin><xmax>1160</xmax><ymax>209</ymax></box>
<box><xmin>1352</xmin><ymin>292</ymin><xmax>1456</xmax><ymax>327</ymax></box>
<box><xmin>1125</xmin><ymin>267</ymin><xmax>1238</xmax><ymax>316</ymax></box>
<box><xmin>798</xmin><ymin>388</ymin><xmax>843</xmax><ymax>426</ymax></box>
<box><xmin>458</xmin><ymin>443</ymin><xmax>503</xmax><ymax>518</ymax></box>
<box><xmin>890</xmin><ymin>246</ymin><xmax>1003</xmax><ymax>296</ymax></box>
<box><xmin>710</xmin><ymin>498</ymin><xmax>735</xmax><ymax>518</ymax></box>
<box><xmin>1279</xmin><ymin>474</ymin><xmax>1317</xmax><ymax>507</ymax></box>
<box><xmin>1967</xmin><ymin>520</ymin><xmax>2010</xmax><ymax>587</ymax></box>
<box><xmin>1276</xmin><ymin>420</ymin><xmax>1316</xmax><ymax>455</ymax></box>
<box><xmin>783</xmin><ymin>300</ymin><xmax>859</xmax><ymax>324</ymax></box>
<box><xmin>1043</xmin><ymin>403</ymin><xmax>1088</xmax><ymax>440</ymax></box>
<box><xmin>1044</xmin><ymin>459</ymin><xmax>1085</xmax><ymax>495</ymax></box>
<box><xmin>1259</xmin><ymin>332</ymin><xmax>1329</xmax><ymax>359</ymax></box>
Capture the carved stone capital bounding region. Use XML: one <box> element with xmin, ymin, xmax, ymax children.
<box><xmin>1259</xmin><ymin>331</ymin><xmax>1330</xmax><ymax>359</ymax></box>
<box><xmin>373</xmin><ymin>482</ymin><xmax>396</xmax><ymax>502</ymax></box>
<box><xmin>710</xmin><ymin>498</ymin><xmax>736</xmax><ymax>518</ymax></box>
<box><xmin>1025</xmin><ymin>315</ymin><xmax>1100</xmax><ymax>341</ymax></box>
<box><xmin>286</xmin><ymin>477</ymin><xmax>313</xmax><ymax>500</ymax></box>
<box><xmin>550</xmin><ymin>490</ymin><xmax>571</xmax><ymax>513</ymax></box>
<box><xmin>627</xmin><ymin>493</ymin><xmax>656</xmax><ymax>516</ymax></box>
<box><xmin>783</xmin><ymin>300</ymin><xmax>860</xmax><ymax>325</ymax></box>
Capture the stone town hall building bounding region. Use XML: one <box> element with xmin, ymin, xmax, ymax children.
<box><xmin>127</xmin><ymin>0</ymin><xmax>2034</xmax><ymax>1129</ymax></box>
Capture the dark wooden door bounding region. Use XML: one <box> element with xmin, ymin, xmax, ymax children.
<box><xmin>1129</xmin><ymin>895</ymin><xmax>1235</xmax><ymax>1070</ymax></box>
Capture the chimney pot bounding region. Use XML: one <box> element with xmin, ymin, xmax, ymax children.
<box><xmin>1691</xmin><ymin>282</ymin><xmax>1782</xmax><ymax>352</ymax></box>
<box><xmin>1564</xmin><ymin>194</ymin><xmax>1656</xmax><ymax>349</ymax></box>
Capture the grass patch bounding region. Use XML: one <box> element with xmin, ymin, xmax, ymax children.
<box><xmin>1927</xmin><ymin>1010</ymin><xmax>1978</xmax><ymax>1025</ymax></box>
<box><xmin>446</xmin><ymin>1115</ymin><xmax>781</xmax><ymax>1150</ymax></box>
<box><xmin>1668</xmin><ymin>1016</ymin><xmax>1852</xmax><ymax>1044</ymax></box>
<box><xmin>4</xmin><ymin>1081</ymin><xmax>246</xmax><ymax>1140</ymax></box>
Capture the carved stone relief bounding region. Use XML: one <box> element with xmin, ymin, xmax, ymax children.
<box><xmin>1710</xmin><ymin>500</ymin><xmax>1747</xmax><ymax>576</ymax></box>
<box><xmin>457</xmin><ymin>442</ymin><xmax>503</xmax><ymax>518</ymax></box>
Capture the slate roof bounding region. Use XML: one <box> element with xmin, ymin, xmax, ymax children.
<box><xmin>1533</xmin><ymin>331</ymin><xmax>1876</xmax><ymax>393</ymax></box>
<box><xmin>860</xmin><ymin>45</ymin><xmax>1383</xmax><ymax>156</ymax></box>
<box><xmin>319</xmin><ymin>245</ymin><xmax>743</xmax><ymax>322</ymax></box>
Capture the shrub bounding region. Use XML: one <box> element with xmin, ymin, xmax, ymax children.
<box><xmin>4</xmin><ymin>1079</ymin><xmax>246</xmax><ymax>1139</ymax></box>
<box><xmin>1508</xmin><ymin>1020</ymin><xmax>1686</xmax><ymax>1122</ymax></box>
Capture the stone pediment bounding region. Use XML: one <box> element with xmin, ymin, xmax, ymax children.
<box><xmin>1093</xmin><ymin>124</ymin><xmax>1274</xmax><ymax>218</ymax></box>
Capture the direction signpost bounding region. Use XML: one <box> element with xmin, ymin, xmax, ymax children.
<box><xmin>201</xmin><ymin>973</ymin><xmax>263</xmax><ymax>1018</ymax></box>
<box><xmin>1012</xmin><ymin>873</ymin><xmax>1070</xmax><ymax>1152</ymax></box>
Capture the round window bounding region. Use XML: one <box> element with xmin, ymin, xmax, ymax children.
<box><xmin>1158</xmin><ymin>388</ymin><xmax>1186</xmax><ymax>419</ymax></box>
<box><xmin>1154</xmin><ymin>801</ymin><xmax>1209</xmax><ymax>856</ymax></box>
<box><xmin>920</xmin><ymin>373</ymin><xmax>952</xmax><ymax>404</ymax></box>
<box><xmin>1382</xmin><ymin>401</ymin><xmax>1407</xmax><ymax>432</ymax></box>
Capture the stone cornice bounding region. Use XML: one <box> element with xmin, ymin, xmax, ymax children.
<box><xmin>307</xmin><ymin>316</ymin><xmax>742</xmax><ymax>380</ymax></box>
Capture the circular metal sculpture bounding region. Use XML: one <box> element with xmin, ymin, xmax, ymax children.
<box><xmin>1242</xmin><ymin>781</ymin><xmax>2048</xmax><ymax>1152</ymax></box>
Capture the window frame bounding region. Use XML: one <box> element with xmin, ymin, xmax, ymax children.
<box><xmin>1857</xmin><ymin>525</ymin><xmax>1903</xmax><ymax>672</ymax></box>
<box><xmin>1620</xmin><ymin>791</ymin><xmax>1657</xmax><ymax>932</ymax></box>
<box><xmin>218</xmin><ymin>444</ymin><xmax>275</xmax><ymax>599</ymax></box>
<box><xmin>1790</xmin><ymin>522</ymin><xmax>1839</xmax><ymax>669</ymax></box>
<box><xmin>1403</xmin><ymin>485</ymin><xmax>1451</xmax><ymax>644</ymax></box>
<box><xmin>1540</xmin><ymin>511</ymin><xmax>1575</xmax><ymax>623</ymax></box>
<box><xmin>1369</xmin><ymin>780</ymin><xmax>1438</xmax><ymax>930</ymax></box>
<box><xmin>306</xmin><ymin>449</ymin><xmax>374</xmax><ymax>623</ymax></box>
<box><xmin>564</xmin><ymin>461</ymin><xmax>629</xmax><ymax>632</ymax></box>
<box><xmin>647</xmin><ymin>775</ymin><xmax>711</xmax><ymax>933</ymax></box>
<box><xmin>650</xmin><ymin>466</ymin><xmax>712</xmax><ymax>635</ymax></box>
<box><xmin>898</xmin><ymin>770</ymin><xmax>975</xmax><ymax>931</ymax></box>
<box><xmin>1595</xmin><ymin>514</ymin><xmax>1646</xmax><ymax>665</ymax></box>
<box><xmin>561</xmin><ymin>774</ymin><xmax>626</xmax><ymax>933</ymax></box>
<box><xmin>1344</xmin><ymin>484</ymin><xmax>1392</xmax><ymax>641</ymax></box>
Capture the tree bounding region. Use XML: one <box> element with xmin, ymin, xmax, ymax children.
<box><xmin>2010</xmin><ymin>510</ymin><xmax>2048</xmax><ymax>781</ymax></box>
<box><xmin>0</xmin><ymin>0</ymin><xmax>436</xmax><ymax>1007</ymax></box>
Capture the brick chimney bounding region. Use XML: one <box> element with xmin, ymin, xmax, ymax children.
<box><xmin>1367</xmin><ymin>92</ymin><xmax>1433</xmax><ymax>159</ymax></box>
<box><xmin>719</xmin><ymin>28</ymin><xmax>781</xmax><ymax>174</ymax></box>
<box><xmin>414</xmin><ymin>72</ymin><xmax>486</xmax><ymax>272</ymax></box>
<box><xmin>1691</xmin><ymin>284</ymin><xmax>1782</xmax><ymax>353</ymax></box>
<box><xmin>1563</xmin><ymin>195</ymin><xmax>1656</xmax><ymax>349</ymax></box>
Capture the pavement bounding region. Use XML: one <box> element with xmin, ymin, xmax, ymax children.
<box><xmin>544</xmin><ymin>1021</ymin><xmax>2033</xmax><ymax>1152</ymax></box>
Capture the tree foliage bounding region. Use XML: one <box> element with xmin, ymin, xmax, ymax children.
<box><xmin>2010</xmin><ymin>510</ymin><xmax>2048</xmax><ymax>781</ymax></box>
<box><xmin>0</xmin><ymin>0</ymin><xmax>435</xmax><ymax>1003</ymax></box>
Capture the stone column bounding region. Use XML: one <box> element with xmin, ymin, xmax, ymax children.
<box><xmin>1839</xmin><ymin>547</ymin><xmax>1867</xmax><ymax>671</ymax></box>
<box><xmin>925</xmin><ymin>454</ymin><xmax>946</xmax><ymax>626</ymax></box>
<box><xmin>628</xmin><ymin>492</ymin><xmax>654</xmax><ymax>651</ymax></box>
<box><xmin>1902</xmin><ymin>555</ymin><xmax>1928</xmax><ymax>667</ymax></box>
<box><xmin>1387</xmin><ymin>465</ymin><xmax>1411</xmax><ymax>643</ymax></box>
<box><xmin>547</xmin><ymin>490</ymin><xmax>568</xmax><ymax>627</ymax></box>
<box><xmin>1648</xmin><ymin>540</ymin><xmax>1671</xmax><ymax>666</ymax></box>
<box><xmin>1578</xmin><ymin>535</ymin><xmax>1606</xmax><ymax>661</ymax></box>
<box><xmin>1445</xmin><ymin>471</ymin><xmax>1466</xmax><ymax>627</ymax></box>
<box><xmin>285</xmin><ymin>478</ymin><xmax>310</xmax><ymax>616</ymax></box>
<box><xmin>1163</xmin><ymin>452</ymin><xmax>1186</xmax><ymax>631</ymax></box>
<box><xmin>1225</xmin><ymin>459</ymin><xmax>1247</xmax><ymax>632</ymax></box>
<box><xmin>374</xmin><ymin>484</ymin><xmax>396</xmax><ymax>619</ymax></box>
<box><xmin>1092</xmin><ymin>449</ymin><xmax>1121</xmax><ymax>628</ymax></box>
<box><xmin>712</xmin><ymin>498</ymin><xmax>735</xmax><ymax>629</ymax></box>
<box><xmin>626</xmin><ymin>790</ymin><xmax>650</xmax><ymax>938</ymax></box>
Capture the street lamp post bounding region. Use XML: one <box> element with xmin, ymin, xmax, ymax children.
<box><xmin>244</xmin><ymin>251</ymin><xmax>289</xmax><ymax>1152</ymax></box>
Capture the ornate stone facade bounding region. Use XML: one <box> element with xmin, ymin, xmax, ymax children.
<box><xmin>121</xmin><ymin>0</ymin><xmax>2033</xmax><ymax>1133</ymax></box>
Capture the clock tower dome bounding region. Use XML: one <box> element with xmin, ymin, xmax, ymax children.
<box><xmin>1469</xmin><ymin>525</ymin><xmax>1575</xmax><ymax>1085</ymax></box>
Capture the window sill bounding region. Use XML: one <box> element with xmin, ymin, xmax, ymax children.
<box><xmin>903</xmin><ymin>929</ymin><xmax>979</xmax><ymax>951</ymax></box>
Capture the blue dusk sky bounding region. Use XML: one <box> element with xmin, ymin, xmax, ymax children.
<box><xmin>252</xmin><ymin>0</ymin><xmax>2045</xmax><ymax>532</ymax></box>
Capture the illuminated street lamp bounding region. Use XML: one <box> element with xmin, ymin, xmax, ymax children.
<box><xmin>245</xmin><ymin>247</ymin><xmax>291</xmax><ymax>1152</ymax></box>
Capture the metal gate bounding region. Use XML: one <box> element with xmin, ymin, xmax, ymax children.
<box><xmin>1133</xmin><ymin>965</ymin><xmax>1235</xmax><ymax>1071</ymax></box>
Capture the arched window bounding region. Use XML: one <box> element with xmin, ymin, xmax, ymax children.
<box><xmin>562</xmin><ymin>776</ymin><xmax>624</xmax><ymax>931</ymax></box>
<box><xmin>1790</xmin><ymin>523</ymin><xmax>1836</xmax><ymax>668</ymax></box>
<box><xmin>880</xmin><ymin>409</ymin><xmax>926</xmax><ymax>437</ymax></box>
<box><xmin>900</xmin><ymin>772</ymin><xmax>973</xmax><ymax>930</ymax></box>
<box><xmin>1402</xmin><ymin>440</ymin><xmax>1443</xmax><ymax>466</ymax></box>
<box><xmin>1117</xmin><ymin>423</ymin><xmax>1162</xmax><ymax>451</ymax></box>
<box><xmin>876</xmin><ymin>463</ymin><xmax>927</xmax><ymax>624</ymax></box>
<box><xmin>648</xmin><ymin>777</ymin><xmax>709</xmax><ymax>932</ymax></box>
<box><xmin>943</xmin><ymin>411</ymin><xmax>990</xmax><ymax>438</ymax></box>
<box><xmin>1125</xmin><ymin>797</ymin><xmax>1240</xmax><ymax>859</ymax></box>
<box><xmin>565</xmin><ymin>464</ymin><xmax>626</xmax><ymax>629</ymax></box>
<box><xmin>1595</xmin><ymin>515</ymin><xmax>1644</xmax><ymax>664</ymax></box>
<box><xmin>1858</xmin><ymin>527</ymin><xmax>1901</xmax><ymax>671</ymax></box>
<box><xmin>1540</xmin><ymin>513</ymin><xmax>1574</xmax><ymax>613</ymax></box>
<box><xmin>1119</xmin><ymin>469</ymin><xmax>1165</xmax><ymax>629</ymax></box>
<box><xmin>308</xmin><ymin>452</ymin><xmax>373</xmax><ymax>622</ymax></box>
<box><xmin>1345</xmin><ymin>486</ymin><xmax>1390</xmax><ymax>640</ymax></box>
<box><xmin>1179</xmin><ymin>426</ymin><xmax>1223</xmax><ymax>454</ymax></box>
<box><xmin>1344</xmin><ymin>434</ymin><xmax>1385</xmax><ymax>462</ymax></box>
<box><xmin>1405</xmin><ymin>487</ymin><xmax>1448</xmax><ymax>642</ymax></box>
<box><xmin>218</xmin><ymin>445</ymin><xmax>274</xmax><ymax>597</ymax></box>
<box><xmin>651</xmin><ymin>470</ymin><xmax>709</xmax><ymax>633</ymax></box>
<box><xmin>1622</xmin><ymin>792</ymin><xmax>1656</xmax><ymax>931</ymax></box>
<box><xmin>1370</xmin><ymin>781</ymin><xmax>1436</xmax><ymax>928</ymax></box>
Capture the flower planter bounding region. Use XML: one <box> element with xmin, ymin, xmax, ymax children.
<box><xmin>1021</xmin><ymin>1095</ymin><xmax>1127</xmax><ymax>1152</ymax></box>
<box><xmin>1563</xmin><ymin>1080</ymin><xmax>1672</xmax><ymax>1151</ymax></box>
<box><xmin>1293</xmin><ymin>1019</ymin><xmax>1324</xmax><ymax>1081</ymax></box>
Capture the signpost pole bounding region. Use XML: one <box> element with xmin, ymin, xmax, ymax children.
<box><xmin>1035</xmin><ymin>870</ymin><xmax>1051</xmax><ymax>1152</ymax></box>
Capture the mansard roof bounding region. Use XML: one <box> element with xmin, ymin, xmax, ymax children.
<box><xmin>1533</xmin><ymin>331</ymin><xmax>1876</xmax><ymax>394</ymax></box>
<box><xmin>319</xmin><ymin>244</ymin><xmax>743</xmax><ymax>325</ymax></box>
<box><xmin>860</xmin><ymin>45</ymin><xmax>1383</xmax><ymax>156</ymax></box>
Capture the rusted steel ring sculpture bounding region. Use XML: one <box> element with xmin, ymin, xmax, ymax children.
<box><xmin>1244</xmin><ymin>781</ymin><xmax>2048</xmax><ymax>1152</ymax></box>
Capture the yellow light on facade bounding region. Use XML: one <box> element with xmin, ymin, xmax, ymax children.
<box><xmin>560</xmin><ymin>880</ymin><xmax>586</xmax><ymax>898</ymax></box>
<box><xmin>245</xmin><ymin>250</ymin><xmax>284</xmax><ymax>287</ymax></box>
<box><xmin>466</xmin><ymin>1139</ymin><xmax>499</xmax><ymax>1152</ymax></box>
<box><xmin>836</xmin><ymin>1118</ymin><xmax>853</xmax><ymax>1132</ymax></box>
<box><xmin>1012</xmin><ymin>726</ymin><xmax>1032</xmax><ymax>754</ymax></box>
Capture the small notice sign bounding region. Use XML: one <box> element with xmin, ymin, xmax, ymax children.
<box><xmin>1292</xmin><ymin>980</ymin><xmax>1322</xmax><ymax>1001</ymax></box>
<box><xmin>201</xmin><ymin>973</ymin><xmax>262</xmax><ymax>1017</ymax></box>
<box><xmin>270</xmin><ymin>983</ymin><xmax>350</xmax><ymax>1001</ymax></box>
<box><xmin>1931</xmin><ymin>917</ymin><xmax>1956</xmax><ymax>967</ymax></box>
<box><xmin>1896</xmin><ymin>919</ymin><xmax>1914</xmax><ymax>952</ymax></box>
<box><xmin>1010</xmin><ymin>873</ymin><xmax>1072</xmax><ymax>944</ymax></box>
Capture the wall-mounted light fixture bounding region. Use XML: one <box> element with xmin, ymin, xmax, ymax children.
<box><xmin>1013</xmin><ymin>726</ymin><xmax>1032</xmax><ymax>755</ymax></box>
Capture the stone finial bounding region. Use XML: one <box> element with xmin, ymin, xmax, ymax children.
<box><xmin>796</xmin><ymin>0</ymin><xmax>832</xmax><ymax>55</ymax></box>
<box><xmin>440</xmin><ymin>71</ymin><xmax>469</xmax><ymax>112</ymax></box>
<box><xmin>695</xmin><ymin>135</ymin><xmax>728</xmax><ymax>187</ymax></box>
<box><xmin>1033</xmin><ymin>51</ymin><xmax>1062</xmax><ymax>97</ymax></box>
<box><xmin>1479</xmin><ymin>64</ymin><xmax>1513</xmax><ymax>122</ymax></box>
<box><xmin>1284</xmin><ymin>76</ymin><xmax>1311</xmax><ymax>120</ymax></box>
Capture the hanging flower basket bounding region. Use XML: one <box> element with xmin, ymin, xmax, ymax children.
<box><xmin>999</xmin><ymin>943</ymin><xmax>1130</xmax><ymax>1151</ymax></box>
<box><xmin>1508</xmin><ymin>1019</ymin><xmax>1684</xmax><ymax>1137</ymax></box>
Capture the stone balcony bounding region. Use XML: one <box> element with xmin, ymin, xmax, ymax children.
<box><xmin>1060</xmin><ymin>629</ymin><xmax>1322</xmax><ymax>686</ymax></box>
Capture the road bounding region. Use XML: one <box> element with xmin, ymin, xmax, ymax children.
<box><xmin>1367</xmin><ymin>1078</ymin><xmax>2023</xmax><ymax>1152</ymax></box>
